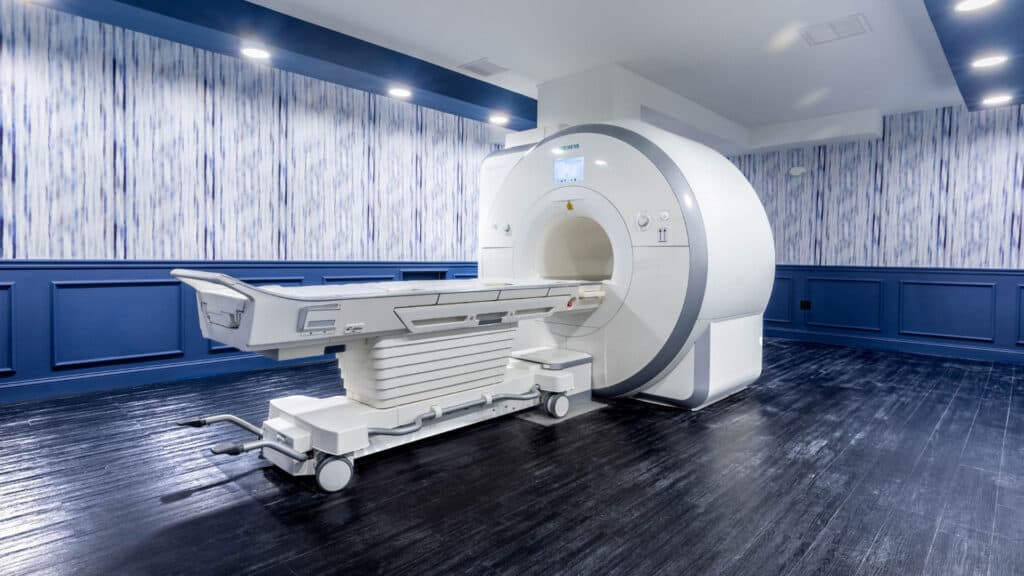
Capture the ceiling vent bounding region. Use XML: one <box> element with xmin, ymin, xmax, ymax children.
<box><xmin>801</xmin><ymin>14</ymin><xmax>872</xmax><ymax>46</ymax></box>
<box><xmin>458</xmin><ymin>58</ymin><xmax>509</xmax><ymax>77</ymax></box>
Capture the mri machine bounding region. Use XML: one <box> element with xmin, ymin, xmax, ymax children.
<box><xmin>174</xmin><ymin>121</ymin><xmax>775</xmax><ymax>492</ymax></box>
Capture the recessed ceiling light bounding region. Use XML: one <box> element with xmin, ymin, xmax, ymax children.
<box><xmin>982</xmin><ymin>93</ymin><xmax>1013</xmax><ymax>106</ymax></box>
<box><xmin>241</xmin><ymin>47</ymin><xmax>271</xmax><ymax>60</ymax></box>
<box><xmin>489</xmin><ymin>114</ymin><xmax>509</xmax><ymax>125</ymax></box>
<box><xmin>954</xmin><ymin>0</ymin><xmax>999</xmax><ymax>12</ymax></box>
<box><xmin>388</xmin><ymin>87</ymin><xmax>412</xmax><ymax>98</ymax></box>
<box><xmin>971</xmin><ymin>54</ymin><xmax>1009</xmax><ymax>68</ymax></box>
<box><xmin>594</xmin><ymin>160</ymin><xmax>607</xmax><ymax>166</ymax></box>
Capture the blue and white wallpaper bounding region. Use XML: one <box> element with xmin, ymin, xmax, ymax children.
<box><xmin>4</xmin><ymin>3</ymin><xmax>1023</xmax><ymax>270</ymax></box>
<box><xmin>0</xmin><ymin>0</ymin><xmax>502</xmax><ymax>261</ymax></box>
<box><xmin>733</xmin><ymin>105</ymin><xmax>1024</xmax><ymax>269</ymax></box>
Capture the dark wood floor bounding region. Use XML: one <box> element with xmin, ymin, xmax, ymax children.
<box><xmin>1</xmin><ymin>339</ymin><xmax>1022</xmax><ymax>575</ymax></box>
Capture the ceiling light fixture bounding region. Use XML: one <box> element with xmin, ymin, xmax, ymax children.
<box><xmin>981</xmin><ymin>93</ymin><xmax>1013</xmax><ymax>106</ymax></box>
<box><xmin>954</xmin><ymin>0</ymin><xmax>999</xmax><ymax>12</ymax></box>
<box><xmin>971</xmin><ymin>54</ymin><xmax>1009</xmax><ymax>68</ymax></box>
<box><xmin>388</xmin><ymin>87</ymin><xmax>412</xmax><ymax>98</ymax></box>
<box><xmin>240</xmin><ymin>47</ymin><xmax>271</xmax><ymax>60</ymax></box>
<box><xmin>594</xmin><ymin>160</ymin><xmax>607</xmax><ymax>166</ymax></box>
<box><xmin>489</xmin><ymin>114</ymin><xmax>509</xmax><ymax>125</ymax></box>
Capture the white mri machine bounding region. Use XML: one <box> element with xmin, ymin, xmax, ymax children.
<box><xmin>174</xmin><ymin>121</ymin><xmax>775</xmax><ymax>492</ymax></box>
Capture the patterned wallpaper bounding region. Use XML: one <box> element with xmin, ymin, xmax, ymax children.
<box><xmin>733</xmin><ymin>105</ymin><xmax>1024</xmax><ymax>269</ymax></box>
<box><xmin>4</xmin><ymin>4</ymin><xmax>1022</xmax><ymax>270</ymax></box>
<box><xmin>0</xmin><ymin>0</ymin><xmax>502</xmax><ymax>261</ymax></box>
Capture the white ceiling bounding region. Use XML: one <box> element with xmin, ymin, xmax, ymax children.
<box><xmin>249</xmin><ymin>0</ymin><xmax>961</xmax><ymax>126</ymax></box>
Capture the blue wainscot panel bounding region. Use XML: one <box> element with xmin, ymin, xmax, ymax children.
<box><xmin>0</xmin><ymin>284</ymin><xmax>12</xmax><ymax>374</ymax></box>
<box><xmin>765</xmin><ymin>266</ymin><xmax>1024</xmax><ymax>365</ymax></box>
<box><xmin>400</xmin><ymin>269</ymin><xmax>449</xmax><ymax>281</ymax></box>
<box><xmin>16</xmin><ymin>261</ymin><xmax>1024</xmax><ymax>402</ymax></box>
<box><xmin>765</xmin><ymin>276</ymin><xmax>793</xmax><ymax>324</ymax></box>
<box><xmin>1018</xmin><ymin>285</ymin><xmax>1024</xmax><ymax>346</ymax></box>
<box><xmin>52</xmin><ymin>280</ymin><xmax>184</xmax><ymax>368</ymax></box>
<box><xmin>805</xmin><ymin>278</ymin><xmax>882</xmax><ymax>332</ymax></box>
<box><xmin>899</xmin><ymin>281</ymin><xmax>996</xmax><ymax>342</ymax></box>
<box><xmin>323</xmin><ymin>273</ymin><xmax>397</xmax><ymax>284</ymax></box>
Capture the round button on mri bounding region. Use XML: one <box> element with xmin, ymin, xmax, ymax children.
<box><xmin>636</xmin><ymin>212</ymin><xmax>651</xmax><ymax>229</ymax></box>
<box><xmin>659</xmin><ymin>211</ymin><xmax>670</xmax><ymax>222</ymax></box>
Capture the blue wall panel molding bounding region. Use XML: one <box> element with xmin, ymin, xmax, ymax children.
<box><xmin>732</xmin><ymin>104</ymin><xmax>1024</xmax><ymax>269</ymax></box>
<box><xmin>51</xmin><ymin>280</ymin><xmax>185</xmax><ymax>369</ymax></box>
<box><xmin>0</xmin><ymin>260</ymin><xmax>477</xmax><ymax>403</ymax></box>
<box><xmin>898</xmin><ymin>281</ymin><xmax>996</xmax><ymax>342</ymax></box>
<box><xmin>323</xmin><ymin>274</ymin><xmax>397</xmax><ymax>285</ymax></box>
<box><xmin>768</xmin><ymin>265</ymin><xmax>1024</xmax><ymax>364</ymax></box>
<box><xmin>765</xmin><ymin>276</ymin><xmax>793</xmax><ymax>324</ymax></box>
<box><xmin>0</xmin><ymin>0</ymin><xmax>504</xmax><ymax>262</ymax></box>
<box><xmin>0</xmin><ymin>284</ymin><xmax>12</xmax><ymax>375</ymax></box>
<box><xmin>40</xmin><ymin>0</ymin><xmax>537</xmax><ymax>129</ymax></box>
<box><xmin>1018</xmin><ymin>285</ymin><xmax>1024</xmax><ymax>347</ymax></box>
<box><xmin>804</xmin><ymin>278</ymin><xmax>882</xmax><ymax>332</ymax></box>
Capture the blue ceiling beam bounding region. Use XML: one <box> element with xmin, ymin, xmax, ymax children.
<box><xmin>923</xmin><ymin>0</ymin><xmax>1024</xmax><ymax>110</ymax></box>
<box><xmin>45</xmin><ymin>0</ymin><xmax>537</xmax><ymax>130</ymax></box>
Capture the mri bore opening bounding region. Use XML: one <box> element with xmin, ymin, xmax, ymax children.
<box><xmin>540</xmin><ymin>217</ymin><xmax>614</xmax><ymax>281</ymax></box>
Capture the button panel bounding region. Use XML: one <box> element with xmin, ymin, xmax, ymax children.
<box><xmin>636</xmin><ymin>209</ymin><xmax>675</xmax><ymax>244</ymax></box>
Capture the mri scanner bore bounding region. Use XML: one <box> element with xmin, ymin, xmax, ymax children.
<box><xmin>174</xmin><ymin>121</ymin><xmax>775</xmax><ymax>492</ymax></box>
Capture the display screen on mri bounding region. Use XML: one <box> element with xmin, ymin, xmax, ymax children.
<box><xmin>553</xmin><ymin>156</ymin><xmax>585</xmax><ymax>184</ymax></box>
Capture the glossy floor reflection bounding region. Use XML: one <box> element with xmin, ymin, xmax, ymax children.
<box><xmin>1</xmin><ymin>339</ymin><xmax>1022</xmax><ymax>575</ymax></box>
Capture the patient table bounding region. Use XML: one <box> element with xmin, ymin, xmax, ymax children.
<box><xmin>174</xmin><ymin>270</ymin><xmax>604</xmax><ymax>491</ymax></box>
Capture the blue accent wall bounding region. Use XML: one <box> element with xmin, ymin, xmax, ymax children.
<box><xmin>8</xmin><ymin>260</ymin><xmax>1020</xmax><ymax>404</ymax></box>
<box><xmin>0</xmin><ymin>260</ymin><xmax>477</xmax><ymax>403</ymax></box>
<box><xmin>767</xmin><ymin>265</ymin><xmax>1024</xmax><ymax>364</ymax></box>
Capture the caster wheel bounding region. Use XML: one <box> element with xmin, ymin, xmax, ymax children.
<box><xmin>315</xmin><ymin>455</ymin><xmax>354</xmax><ymax>493</ymax></box>
<box><xmin>545</xmin><ymin>393</ymin><xmax>570</xmax><ymax>419</ymax></box>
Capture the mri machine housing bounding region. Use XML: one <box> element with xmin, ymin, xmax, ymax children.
<box><xmin>174</xmin><ymin>121</ymin><xmax>775</xmax><ymax>492</ymax></box>
<box><xmin>479</xmin><ymin>121</ymin><xmax>775</xmax><ymax>409</ymax></box>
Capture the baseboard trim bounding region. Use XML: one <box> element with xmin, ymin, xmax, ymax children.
<box><xmin>765</xmin><ymin>328</ymin><xmax>1024</xmax><ymax>364</ymax></box>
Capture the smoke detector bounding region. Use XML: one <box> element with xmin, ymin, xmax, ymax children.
<box><xmin>458</xmin><ymin>58</ymin><xmax>509</xmax><ymax>77</ymax></box>
<box><xmin>801</xmin><ymin>14</ymin><xmax>872</xmax><ymax>46</ymax></box>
